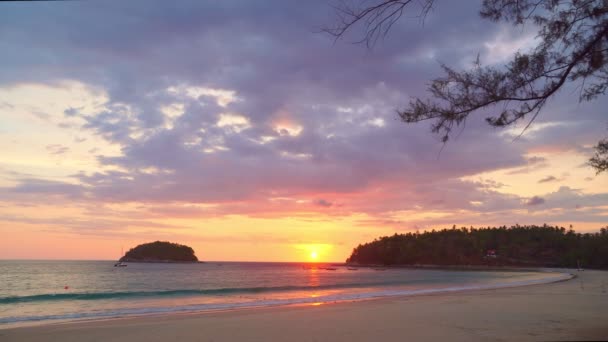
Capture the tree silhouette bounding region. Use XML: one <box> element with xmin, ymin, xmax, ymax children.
<box><xmin>120</xmin><ymin>241</ymin><xmax>198</xmax><ymax>262</ymax></box>
<box><xmin>324</xmin><ymin>0</ymin><xmax>608</xmax><ymax>172</ymax></box>
<box><xmin>590</xmin><ymin>138</ymin><xmax>608</xmax><ymax>173</ymax></box>
<box><xmin>347</xmin><ymin>224</ymin><xmax>608</xmax><ymax>269</ymax></box>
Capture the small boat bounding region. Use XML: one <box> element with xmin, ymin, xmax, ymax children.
<box><xmin>347</xmin><ymin>267</ymin><xmax>359</xmax><ymax>271</ymax></box>
<box><xmin>322</xmin><ymin>267</ymin><xmax>337</xmax><ymax>271</ymax></box>
<box><xmin>113</xmin><ymin>247</ymin><xmax>127</xmax><ymax>267</ymax></box>
<box><xmin>373</xmin><ymin>267</ymin><xmax>387</xmax><ymax>271</ymax></box>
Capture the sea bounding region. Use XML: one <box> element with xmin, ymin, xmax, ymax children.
<box><xmin>0</xmin><ymin>260</ymin><xmax>571</xmax><ymax>329</ymax></box>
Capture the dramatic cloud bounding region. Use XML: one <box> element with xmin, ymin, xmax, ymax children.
<box><xmin>0</xmin><ymin>0</ymin><xmax>606</xmax><ymax>261</ymax></box>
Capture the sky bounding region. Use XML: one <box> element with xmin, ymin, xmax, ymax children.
<box><xmin>0</xmin><ymin>0</ymin><xmax>606</xmax><ymax>262</ymax></box>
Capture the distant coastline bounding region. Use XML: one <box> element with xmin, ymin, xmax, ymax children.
<box><xmin>341</xmin><ymin>263</ymin><xmax>582</xmax><ymax>273</ymax></box>
<box><xmin>347</xmin><ymin>225</ymin><xmax>608</xmax><ymax>269</ymax></box>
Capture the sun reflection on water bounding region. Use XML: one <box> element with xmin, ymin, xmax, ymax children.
<box><xmin>307</xmin><ymin>267</ymin><xmax>320</xmax><ymax>287</ymax></box>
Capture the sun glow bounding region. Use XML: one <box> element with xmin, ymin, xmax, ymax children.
<box><xmin>294</xmin><ymin>243</ymin><xmax>335</xmax><ymax>262</ymax></box>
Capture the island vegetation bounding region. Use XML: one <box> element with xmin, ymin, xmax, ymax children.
<box><xmin>120</xmin><ymin>241</ymin><xmax>199</xmax><ymax>263</ymax></box>
<box><xmin>347</xmin><ymin>225</ymin><xmax>608</xmax><ymax>269</ymax></box>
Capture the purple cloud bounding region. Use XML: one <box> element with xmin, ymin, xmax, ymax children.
<box><xmin>0</xmin><ymin>0</ymin><xmax>606</xmax><ymax>231</ymax></box>
<box><xmin>538</xmin><ymin>175</ymin><xmax>557</xmax><ymax>183</ymax></box>
<box><xmin>526</xmin><ymin>196</ymin><xmax>546</xmax><ymax>206</ymax></box>
<box><xmin>315</xmin><ymin>199</ymin><xmax>333</xmax><ymax>207</ymax></box>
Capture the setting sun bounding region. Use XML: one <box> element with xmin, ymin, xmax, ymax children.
<box><xmin>294</xmin><ymin>244</ymin><xmax>333</xmax><ymax>262</ymax></box>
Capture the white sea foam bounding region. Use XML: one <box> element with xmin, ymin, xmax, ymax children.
<box><xmin>0</xmin><ymin>271</ymin><xmax>573</xmax><ymax>328</ymax></box>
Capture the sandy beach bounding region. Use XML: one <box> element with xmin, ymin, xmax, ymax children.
<box><xmin>2</xmin><ymin>269</ymin><xmax>607</xmax><ymax>342</ymax></box>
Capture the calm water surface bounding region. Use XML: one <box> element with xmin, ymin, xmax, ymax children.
<box><xmin>0</xmin><ymin>260</ymin><xmax>568</xmax><ymax>328</ymax></box>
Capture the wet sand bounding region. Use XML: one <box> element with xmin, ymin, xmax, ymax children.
<box><xmin>2</xmin><ymin>269</ymin><xmax>607</xmax><ymax>342</ymax></box>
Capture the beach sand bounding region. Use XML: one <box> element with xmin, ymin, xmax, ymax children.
<box><xmin>1</xmin><ymin>269</ymin><xmax>607</xmax><ymax>342</ymax></box>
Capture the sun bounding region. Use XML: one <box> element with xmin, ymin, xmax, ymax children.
<box><xmin>296</xmin><ymin>244</ymin><xmax>331</xmax><ymax>262</ymax></box>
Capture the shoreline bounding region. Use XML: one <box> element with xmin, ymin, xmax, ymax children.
<box><xmin>2</xmin><ymin>269</ymin><xmax>606</xmax><ymax>341</ymax></box>
<box><xmin>0</xmin><ymin>269</ymin><xmax>575</xmax><ymax>331</ymax></box>
<box><xmin>339</xmin><ymin>263</ymin><xmax>598</xmax><ymax>272</ymax></box>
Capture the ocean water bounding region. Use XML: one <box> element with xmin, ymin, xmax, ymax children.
<box><xmin>0</xmin><ymin>261</ymin><xmax>570</xmax><ymax>328</ymax></box>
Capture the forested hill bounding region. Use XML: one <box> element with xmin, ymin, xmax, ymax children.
<box><xmin>120</xmin><ymin>241</ymin><xmax>198</xmax><ymax>263</ymax></box>
<box><xmin>347</xmin><ymin>225</ymin><xmax>608</xmax><ymax>269</ymax></box>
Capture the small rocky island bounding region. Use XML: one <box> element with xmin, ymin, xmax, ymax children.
<box><xmin>120</xmin><ymin>241</ymin><xmax>199</xmax><ymax>263</ymax></box>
